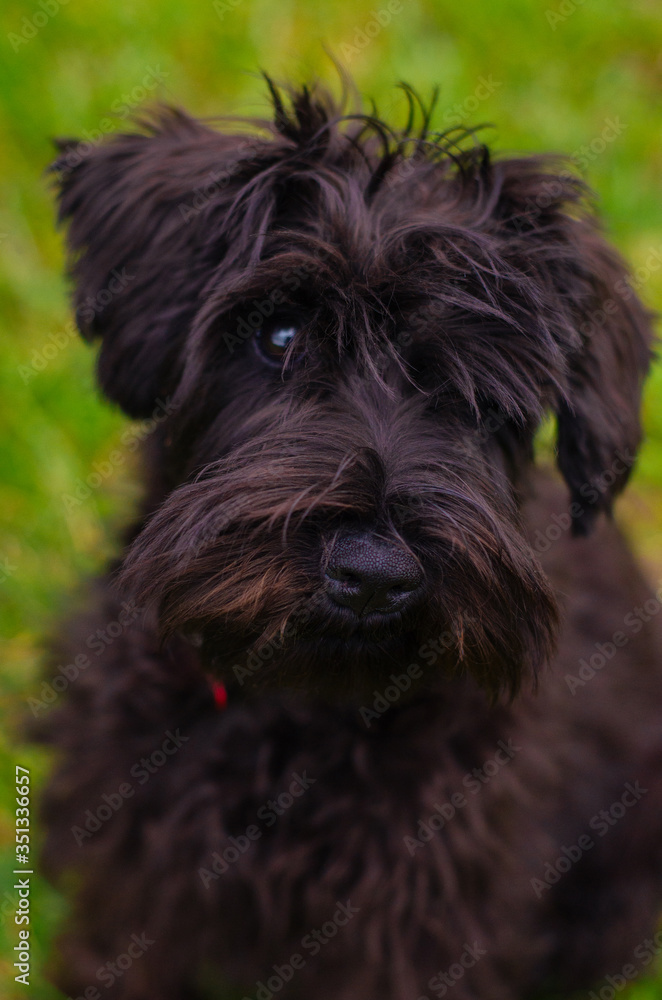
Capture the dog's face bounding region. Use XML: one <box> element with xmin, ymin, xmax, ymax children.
<box><xmin>53</xmin><ymin>83</ymin><xmax>651</xmax><ymax>702</ymax></box>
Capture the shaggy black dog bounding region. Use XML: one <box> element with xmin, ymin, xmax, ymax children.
<box><xmin>40</xmin><ymin>81</ymin><xmax>662</xmax><ymax>1000</ymax></box>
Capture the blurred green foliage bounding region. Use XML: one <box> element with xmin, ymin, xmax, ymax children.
<box><xmin>1</xmin><ymin>0</ymin><xmax>661</xmax><ymax>996</ymax></box>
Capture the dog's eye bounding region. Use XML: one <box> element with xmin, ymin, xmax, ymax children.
<box><xmin>256</xmin><ymin>321</ymin><xmax>298</xmax><ymax>363</ymax></box>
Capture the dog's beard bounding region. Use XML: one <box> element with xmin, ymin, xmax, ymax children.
<box><xmin>202</xmin><ymin>619</ymin><xmax>434</xmax><ymax>704</ymax></box>
<box><xmin>119</xmin><ymin>448</ymin><xmax>559</xmax><ymax>703</ymax></box>
<box><xmin>191</xmin><ymin>550</ymin><xmax>556</xmax><ymax>704</ymax></box>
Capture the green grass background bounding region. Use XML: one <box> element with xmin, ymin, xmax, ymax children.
<box><xmin>1</xmin><ymin>0</ymin><xmax>662</xmax><ymax>996</ymax></box>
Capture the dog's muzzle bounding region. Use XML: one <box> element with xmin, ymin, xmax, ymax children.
<box><xmin>323</xmin><ymin>532</ymin><xmax>422</xmax><ymax>618</ymax></box>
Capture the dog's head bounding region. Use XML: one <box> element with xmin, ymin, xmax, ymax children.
<box><xmin>53</xmin><ymin>81</ymin><xmax>652</xmax><ymax>702</ymax></box>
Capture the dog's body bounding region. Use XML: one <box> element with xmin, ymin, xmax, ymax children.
<box><xmin>40</xmin><ymin>83</ymin><xmax>662</xmax><ymax>999</ymax></box>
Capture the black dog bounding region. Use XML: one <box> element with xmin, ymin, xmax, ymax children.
<box><xmin>40</xmin><ymin>81</ymin><xmax>662</xmax><ymax>1000</ymax></box>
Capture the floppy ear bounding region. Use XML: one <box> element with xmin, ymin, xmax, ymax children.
<box><xmin>553</xmin><ymin>227</ymin><xmax>653</xmax><ymax>534</ymax></box>
<box><xmin>490</xmin><ymin>158</ymin><xmax>654</xmax><ymax>534</ymax></box>
<box><xmin>51</xmin><ymin>108</ymin><xmax>269</xmax><ymax>418</ymax></box>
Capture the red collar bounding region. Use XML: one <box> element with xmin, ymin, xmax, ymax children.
<box><xmin>209</xmin><ymin>679</ymin><xmax>228</xmax><ymax>710</ymax></box>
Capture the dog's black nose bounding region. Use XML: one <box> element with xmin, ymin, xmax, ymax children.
<box><xmin>324</xmin><ymin>533</ymin><xmax>422</xmax><ymax>617</ymax></box>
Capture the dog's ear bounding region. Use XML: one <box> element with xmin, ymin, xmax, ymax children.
<box><xmin>490</xmin><ymin>158</ymin><xmax>653</xmax><ymax>534</ymax></box>
<box><xmin>51</xmin><ymin>109</ymin><xmax>267</xmax><ymax>418</ymax></box>
<box><xmin>552</xmin><ymin>229</ymin><xmax>653</xmax><ymax>535</ymax></box>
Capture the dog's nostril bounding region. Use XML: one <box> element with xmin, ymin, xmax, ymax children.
<box><xmin>330</xmin><ymin>569</ymin><xmax>362</xmax><ymax>588</ymax></box>
<box><xmin>324</xmin><ymin>532</ymin><xmax>422</xmax><ymax>617</ymax></box>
